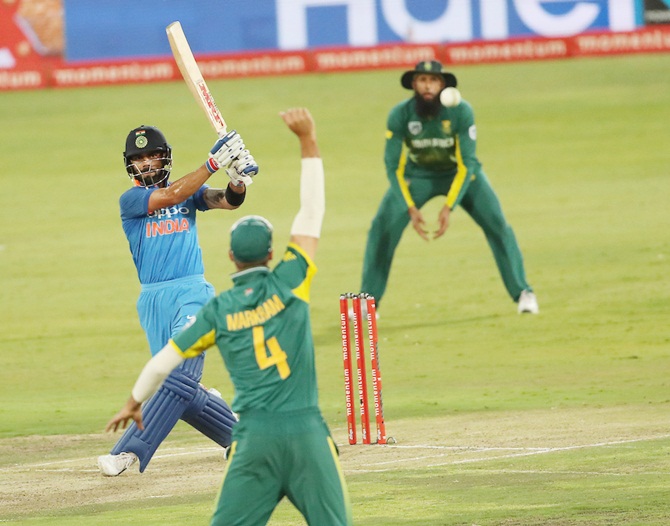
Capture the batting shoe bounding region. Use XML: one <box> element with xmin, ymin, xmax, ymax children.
<box><xmin>97</xmin><ymin>452</ymin><xmax>138</xmax><ymax>477</ymax></box>
<box><xmin>517</xmin><ymin>290</ymin><xmax>539</xmax><ymax>314</ymax></box>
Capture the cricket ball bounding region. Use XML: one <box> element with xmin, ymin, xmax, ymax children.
<box><xmin>440</xmin><ymin>87</ymin><xmax>462</xmax><ymax>107</ymax></box>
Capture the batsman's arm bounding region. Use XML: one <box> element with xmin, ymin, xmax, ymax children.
<box><xmin>148</xmin><ymin>164</ymin><xmax>215</xmax><ymax>213</ymax></box>
<box><xmin>147</xmin><ymin>131</ymin><xmax>245</xmax><ymax>213</ymax></box>
<box><xmin>202</xmin><ymin>183</ymin><xmax>247</xmax><ymax>210</ymax></box>
<box><xmin>281</xmin><ymin>108</ymin><xmax>324</xmax><ymax>261</ymax></box>
<box><xmin>104</xmin><ymin>343</ymin><xmax>185</xmax><ymax>433</ymax></box>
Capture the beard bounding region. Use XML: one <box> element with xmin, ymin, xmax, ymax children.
<box><xmin>414</xmin><ymin>92</ymin><xmax>442</xmax><ymax>119</ymax></box>
<box><xmin>134</xmin><ymin>167</ymin><xmax>169</xmax><ymax>187</ymax></box>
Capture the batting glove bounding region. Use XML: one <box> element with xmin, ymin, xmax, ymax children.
<box><xmin>226</xmin><ymin>150</ymin><xmax>258</xmax><ymax>187</ymax></box>
<box><xmin>206</xmin><ymin>130</ymin><xmax>245</xmax><ymax>174</ymax></box>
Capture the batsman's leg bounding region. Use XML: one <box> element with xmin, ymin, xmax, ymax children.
<box><xmin>181</xmin><ymin>387</ymin><xmax>237</xmax><ymax>447</ymax></box>
<box><xmin>101</xmin><ymin>355</ymin><xmax>236</xmax><ymax>474</ymax></box>
<box><xmin>105</xmin><ymin>356</ymin><xmax>205</xmax><ymax>473</ymax></box>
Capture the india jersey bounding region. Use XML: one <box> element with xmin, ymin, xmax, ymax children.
<box><xmin>119</xmin><ymin>184</ymin><xmax>210</xmax><ymax>284</ymax></box>
<box><xmin>171</xmin><ymin>243</ymin><xmax>319</xmax><ymax>414</ymax></box>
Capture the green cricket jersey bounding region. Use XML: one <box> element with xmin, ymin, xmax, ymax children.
<box><xmin>360</xmin><ymin>93</ymin><xmax>533</xmax><ymax>310</ymax></box>
<box><xmin>385</xmin><ymin>97</ymin><xmax>482</xmax><ymax>210</ymax></box>
<box><xmin>170</xmin><ymin>243</ymin><xmax>318</xmax><ymax>414</ymax></box>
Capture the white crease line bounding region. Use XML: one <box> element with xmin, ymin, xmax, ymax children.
<box><xmin>385</xmin><ymin>445</ymin><xmax>548</xmax><ymax>451</ymax></box>
<box><xmin>28</xmin><ymin>468</ymin><xmax>103</xmax><ymax>474</ymax></box>
<box><xmin>153</xmin><ymin>447</ymin><xmax>221</xmax><ymax>460</ymax></box>
<box><xmin>0</xmin><ymin>446</ymin><xmax>222</xmax><ymax>472</ymax></box>
<box><xmin>383</xmin><ymin>435</ymin><xmax>670</xmax><ymax>451</ymax></box>
<box><xmin>3</xmin><ymin>434</ymin><xmax>670</xmax><ymax>474</ymax></box>
<box><xmin>472</xmin><ymin>469</ymin><xmax>668</xmax><ymax>476</ymax></box>
<box><xmin>349</xmin><ymin>434</ymin><xmax>670</xmax><ymax>471</ymax></box>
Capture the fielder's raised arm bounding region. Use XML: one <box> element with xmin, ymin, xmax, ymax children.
<box><xmin>281</xmin><ymin>108</ymin><xmax>324</xmax><ymax>261</ymax></box>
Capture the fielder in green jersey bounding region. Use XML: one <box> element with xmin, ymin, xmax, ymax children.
<box><xmin>105</xmin><ymin>108</ymin><xmax>353</xmax><ymax>526</ymax></box>
<box><xmin>361</xmin><ymin>60</ymin><xmax>539</xmax><ymax>314</ymax></box>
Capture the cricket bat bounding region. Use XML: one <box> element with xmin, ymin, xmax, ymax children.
<box><xmin>166</xmin><ymin>21</ymin><xmax>227</xmax><ymax>137</ymax></box>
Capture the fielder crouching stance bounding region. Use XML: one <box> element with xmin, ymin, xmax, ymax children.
<box><xmin>360</xmin><ymin>60</ymin><xmax>538</xmax><ymax>315</ymax></box>
<box><xmin>98</xmin><ymin>125</ymin><xmax>258</xmax><ymax>476</ymax></box>
<box><xmin>106</xmin><ymin>108</ymin><xmax>353</xmax><ymax>526</ymax></box>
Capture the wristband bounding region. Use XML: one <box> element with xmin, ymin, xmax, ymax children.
<box><xmin>225</xmin><ymin>184</ymin><xmax>246</xmax><ymax>206</ymax></box>
<box><xmin>205</xmin><ymin>158</ymin><xmax>219</xmax><ymax>174</ymax></box>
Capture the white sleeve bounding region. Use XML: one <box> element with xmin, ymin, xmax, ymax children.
<box><xmin>131</xmin><ymin>343</ymin><xmax>185</xmax><ymax>403</ymax></box>
<box><xmin>290</xmin><ymin>157</ymin><xmax>325</xmax><ymax>238</ymax></box>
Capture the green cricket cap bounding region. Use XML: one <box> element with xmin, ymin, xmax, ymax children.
<box><xmin>230</xmin><ymin>215</ymin><xmax>273</xmax><ymax>263</ymax></box>
<box><xmin>400</xmin><ymin>60</ymin><xmax>457</xmax><ymax>89</ymax></box>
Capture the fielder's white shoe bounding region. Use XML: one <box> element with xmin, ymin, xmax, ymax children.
<box><xmin>517</xmin><ymin>290</ymin><xmax>539</xmax><ymax>314</ymax></box>
<box><xmin>97</xmin><ymin>452</ymin><xmax>138</xmax><ymax>477</ymax></box>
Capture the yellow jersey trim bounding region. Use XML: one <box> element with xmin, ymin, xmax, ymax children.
<box><xmin>445</xmin><ymin>136</ymin><xmax>468</xmax><ymax>209</ymax></box>
<box><xmin>287</xmin><ymin>242</ymin><xmax>317</xmax><ymax>304</ymax></box>
<box><xmin>219</xmin><ymin>441</ymin><xmax>236</xmax><ymax>488</ymax></box>
<box><xmin>395</xmin><ymin>145</ymin><xmax>415</xmax><ymax>208</ymax></box>
<box><xmin>170</xmin><ymin>332</ymin><xmax>214</xmax><ymax>359</ymax></box>
<box><xmin>328</xmin><ymin>436</ymin><xmax>353</xmax><ymax>521</ymax></box>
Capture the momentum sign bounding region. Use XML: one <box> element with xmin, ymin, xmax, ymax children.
<box><xmin>2</xmin><ymin>0</ymin><xmax>666</xmax><ymax>91</ymax></box>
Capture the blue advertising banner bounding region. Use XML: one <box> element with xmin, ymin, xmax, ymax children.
<box><xmin>64</xmin><ymin>0</ymin><xmax>643</xmax><ymax>62</ymax></box>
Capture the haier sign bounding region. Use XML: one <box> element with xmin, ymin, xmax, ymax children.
<box><xmin>64</xmin><ymin>0</ymin><xmax>642</xmax><ymax>61</ymax></box>
<box><xmin>277</xmin><ymin>0</ymin><xmax>641</xmax><ymax>48</ymax></box>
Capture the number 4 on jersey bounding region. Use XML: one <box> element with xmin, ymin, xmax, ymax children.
<box><xmin>253</xmin><ymin>326</ymin><xmax>291</xmax><ymax>379</ymax></box>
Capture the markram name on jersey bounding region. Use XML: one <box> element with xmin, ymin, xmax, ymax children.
<box><xmin>226</xmin><ymin>294</ymin><xmax>286</xmax><ymax>331</ymax></box>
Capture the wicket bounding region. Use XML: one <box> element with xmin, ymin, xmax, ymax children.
<box><xmin>339</xmin><ymin>293</ymin><xmax>387</xmax><ymax>445</ymax></box>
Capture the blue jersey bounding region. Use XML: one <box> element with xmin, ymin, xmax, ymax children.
<box><xmin>119</xmin><ymin>184</ymin><xmax>210</xmax><ymax>284</ymax></box>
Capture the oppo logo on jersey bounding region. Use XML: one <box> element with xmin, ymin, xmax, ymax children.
<box><xmin>149</xmin><ymin>205</ymin><xmax>190</xmax><ymax>219</ymax></box>
<box><xmin>145</xmin><ymin>205</ymin><xmax>191</xmax><ymax>238</ymax></box>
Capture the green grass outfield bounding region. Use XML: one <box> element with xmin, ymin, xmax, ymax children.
<box><xmin>1</xmin><ymin>53</ymin><xmax>669</xmax><ymax>524</ymax></box>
